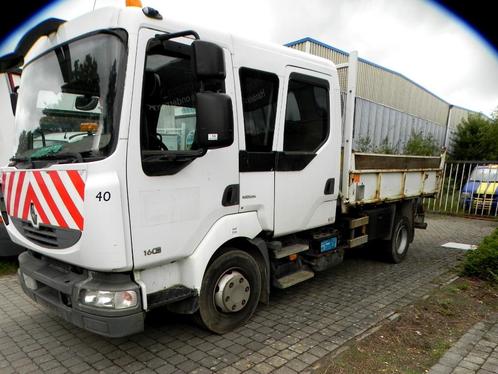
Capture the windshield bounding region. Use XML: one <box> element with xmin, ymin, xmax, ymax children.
<box><xmin>12</xmin><ymin>31</ymin><xmax>127</xmax><ymax>167</ymax></box>
<box><xmin>470</xmin><ymin>167</ymin><xmax>498</xmax><ymax>182</ymax></box>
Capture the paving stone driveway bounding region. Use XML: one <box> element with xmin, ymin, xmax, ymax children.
<box><xmin>429</xmin><ymin>314</ymin><xmax>498</xmax><ymax>374</ymax></box>
<box><xmin>0</xmin><ymin>215</ymin><xmax>496</xmax><ymax>374</ymax></box>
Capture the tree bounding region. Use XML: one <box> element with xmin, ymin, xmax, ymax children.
<box><xmin>450</xmin><ymin>112</ymin><xmax>498</xmax><ymax>160</ymax></box>
<box><xmin>480</xmin><ymin>120</ymin><xmax>498</xmax><ymax>160</ymax></box>
<box><xmin>491</xmin><ymin>107</ymin><xmax>498</xmax><ymax>122</ymax></box>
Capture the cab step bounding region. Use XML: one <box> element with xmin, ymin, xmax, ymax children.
<box><xmin>269</xmin><ymin>243</ymin><xmax>309</xmax><ymax>259</ymax></box>
<box><xmin>273</xmin><ymin>270</ymin><xmax>314</xmax><ymax>289</ymax></box>
<box><xmin>348</xmin><ymin>234</ymin><xmax>368</xmax><ymax>248</ymax></box>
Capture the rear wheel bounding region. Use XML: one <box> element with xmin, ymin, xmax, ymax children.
<box><xmin>198</xmin><ymin>249</ymin><xmax>261</xmax><ymax>334</ymax></box>
<box><xmin>382</xmin><ymin>216</ymin><xmax>410</xmax><ymax>263</ymax></box>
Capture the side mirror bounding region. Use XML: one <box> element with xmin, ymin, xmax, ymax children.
<box><xmin>9</xmin><ymin>91</ymin><xmax>17</xmax><ymax>115</ymax></box>
<box><xmin>196</xmin><ymin>92</ymin><xmax>233</xmax><ymax>149</ymax></box>
<box><xmin>192</xmin><ymin>40</ymin><xmax>226</xmax><ymax>80</ymax></box>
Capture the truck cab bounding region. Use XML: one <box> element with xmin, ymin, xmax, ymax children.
<box><xmin>0</xmin><ymin>5</ymin><xmax>439</xmax><ymax>337</ymax></box>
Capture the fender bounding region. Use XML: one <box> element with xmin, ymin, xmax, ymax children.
<box><xmin>136</xmin><ymin>211</ymin><xmax>263</xmax><ymax>299</ymax></box>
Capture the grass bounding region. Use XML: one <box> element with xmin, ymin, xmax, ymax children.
<box><xmin>0</xmin><ymin>257</ymin><xmax>18</xmax><ymax>276</ymax></box>
<box><xmin>315</xmin><ymin>277</ymin><xmax>498</xmax><ymax>374</ymax></box>
<box><xmin>461</xmin><ymin>227</ymin><xmax>498</xmax><ymax>283</ymax></box>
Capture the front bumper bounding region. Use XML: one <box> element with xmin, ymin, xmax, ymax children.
<box><xmin>463</xmin><ymin>197</ymin><xmax>498</xmax><ymax>212</ymax></box>
<box><xmin>18</xmin><ymin>251</ymin><xmax>144</xmax><ymax>338</ymax></box>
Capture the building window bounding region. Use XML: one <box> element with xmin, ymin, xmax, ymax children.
<box><xmin>239</xmin><ymin>68</ymin><xmax>279</xmax><ymax>152</ymax></box>
<box><xmin>284</xmin><ymin>74</ymin><xmax>329</xmax><ymax>152</ymax></box>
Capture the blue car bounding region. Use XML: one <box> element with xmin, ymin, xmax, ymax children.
<box><xmin>461</xmin><ymin>165</ymin><xmax>498</xmax><ymax>213</ymax></box>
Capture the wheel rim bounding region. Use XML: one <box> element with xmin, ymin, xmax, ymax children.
<box><xmin>395</xmin><ymin>225</ymin><xmax>408</xmax><ymax>255</ymax></box>
<box><xmin>214</xmin><ymin>269</ymin><xmax>251</xmax><ymax>313</ymax></box>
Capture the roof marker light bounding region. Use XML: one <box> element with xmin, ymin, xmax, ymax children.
<box><xmin>80</xmin><ymin>122</ymin><xmax>99</xmax><ymax>133</ymax></box>
<box><xmin>126</xmin><ymin>0</ymin><xmax>143</xmax><ymax>7</ymax></box>
<box><xmin>143</xmin><ymin>7</ymin><xmax>163</xmax><ymax>20</ymax></box>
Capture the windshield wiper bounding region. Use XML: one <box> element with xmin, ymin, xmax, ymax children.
<box><xmin>8</xmin><ymin>156</ymin><xmax>34</xmax><ymax>168</ymax></box>
<box><xmin>10</xmin><ymin>156</ymin><xmax>30</xmax><ymax>162</ymax></box>
<box><xmin>31</xmin><ymin>152</ymin><xmax>83</xmax><ymax>163</ymax></box>
<box><xmin>79</xmin><ymin>150</ymin><xmax>105</xmax><ymax>161</ymax></box>
<box><xmin>10</xmin><ymin>151</ymin><xmax>101</xmax><ymax>167</ymax></box>
<box><xmin>10</xmin><ymin>152</ymin><xmax>83</xmax><ymax>165</ymax></box>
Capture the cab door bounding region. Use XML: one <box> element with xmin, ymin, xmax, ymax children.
<box><xmin>126</xmin><ymin>29</ymin><xmax>239</xmax><ymax>269</ymax></box>
<box><xmin>274</xmin><ymin>67</ymin><xmax>340</xmax><ymax>236</ymax></box>
<box><xmin>236</xmin><ymin>67</ymin><xmax>282</xmax><ymax>231</ymax></box>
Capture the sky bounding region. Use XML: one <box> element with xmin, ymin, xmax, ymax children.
<box><xmin>0</xmin><ymin>0</ymin><xmax>497</xmax><ymax>116</ymax></box>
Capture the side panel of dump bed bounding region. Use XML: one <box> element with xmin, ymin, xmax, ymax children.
<box><xmin>337</xmin><ymin>52</ymin><xmax>444</xmax><ymax>209</ymax></box>
<box><xmin>346</xmin><ymin>153</ymin><xmax>443</xmax><ymax>205</ymax></box>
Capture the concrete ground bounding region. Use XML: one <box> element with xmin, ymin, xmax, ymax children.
<box><xmin>0</xmin><ymin>215</ymin><xmax>496</xmax><ymax>374</ymax></box>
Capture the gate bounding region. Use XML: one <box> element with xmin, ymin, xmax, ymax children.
<box><xmin>426</xmin><ymin>161</ymin><xmax>498</xmax><ymax>218</ymax></box>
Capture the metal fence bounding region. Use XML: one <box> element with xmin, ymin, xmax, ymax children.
<box><xmin>426</xmin><ymin>161</ymin><xmax>498</xmax><ymax>218</ymax></box>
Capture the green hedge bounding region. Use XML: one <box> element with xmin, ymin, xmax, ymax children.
<box><xmin>461</xmin><ymin>228</ymin><xmax>498</xmax><ymax>283</ymax></box>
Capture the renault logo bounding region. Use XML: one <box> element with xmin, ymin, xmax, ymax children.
<box><xmin>30</xmin><ymin>203</ymin><xmax>39</xmax><ymax>229</ymax></box>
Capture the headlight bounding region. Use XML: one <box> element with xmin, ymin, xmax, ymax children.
<box><xmin>461</xmin><ymin>192</ymin><xmax>471</xmax><ymax>199</ymax></box>
<box><xmin>79</xmin><ymin>289</ymin><xmax>138</xmax><ymax>309</ymax></box>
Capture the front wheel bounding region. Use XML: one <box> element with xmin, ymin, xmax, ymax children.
<box><xmin>382</xmin><ymin>216</ymin><xmax>410</xmax><ymax>263</ymax></box>
<box><xmin>198</xmin><ymin>249</ymin><xmax>261</xmax><ymax>334</ymax></box>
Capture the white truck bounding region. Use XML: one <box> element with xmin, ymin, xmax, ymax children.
<box><xmin>0</xmin><ymin>3</ymin><xmax>443</xmax><ymax>337</ymax></box>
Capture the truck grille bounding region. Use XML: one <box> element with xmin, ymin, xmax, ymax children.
<box><xmin>11</xmin><ymin>217</ymin><xmax>81</xmax><ymax>249</ymax></box>
<box><xmin>21</xmin><ymin>222</ymin><xmax>59</xmax><ymax>248</ymax></box>
<box><xmin>472</xmin><ymin>196</ymin><xmax>496</xmax><ymax>210</ymax></box>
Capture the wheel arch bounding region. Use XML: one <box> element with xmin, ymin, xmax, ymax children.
<box><xmin>396</xmin><ymin>199</ymin><xmax>416</xmax><ymax>242</ymax></box>
<box><xmin>208</xmin><ymin>237</ymin><xmax>270</xmax><ymax>305</ymax></box>
<box><xmin>363</xmin><ymin>199</ymin><xmax>416</xmax><ymax>242</ymax></box>
<box><xmin>179</xmin><ymin>212</ymin><xmax>264</xmax><ymax>295</ymax></box>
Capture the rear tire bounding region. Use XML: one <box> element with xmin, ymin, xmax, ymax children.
<box><xmin>198</xmin><ymin>249</ymin><xmax>261</xmax><ymax>334</ymax></box>
<box><xmin>382</xmin><ymin>216</ymin><xmax>410</xmax><ymax>263</ymax></box>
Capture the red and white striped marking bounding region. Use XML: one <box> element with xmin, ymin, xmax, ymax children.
<box><xmin>0</xmin><ymin>170</ymin><xmax>86</xmax><ymax>231</ymax></box>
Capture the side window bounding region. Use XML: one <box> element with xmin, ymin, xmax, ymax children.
<box><xmin>239</xmin><ymin>68</ymin><xmax>279</xmax><ymax>152</ymax></box>
<box><xmin>141</xmin><ymin>42</ymin><xmax>198</xmax><ymax>155</ymax></box>
<box><xmin>283</xmin><ymin>74</ymin><xmax>330</xmax><ymax>152</ymax></box>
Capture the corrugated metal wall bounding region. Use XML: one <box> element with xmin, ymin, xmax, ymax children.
<box><xmin>289</xmin><ymin>42</ymin><xmax>307</xmax><ymax>53</ymax></box>
<box><xmin>309</xmin><ymin>42</ymin><xmax>348</xmax><ymax>65</ymax></box>
<box><xmin>356</xmin><ymin>62</ymin><xmax>449</xmax><ymax>126</ymax></box>
<box><xmin>287</xmin><ymin>39</ymin><xmax>481</xmax><ymax>153</ymax></box>
<box><xmin>291</xmin><ymin>40</ymin><xmax>450</xmax><ymax>126</ymax></box>
<box><xmin>337</xmin><ymin>67</ymin><xmax>348</xmax><ymax>95</ymax></box>
<box><xmin>353</xmin><ymin>98</ymin><xmax>446</xmax><ymax>152</ymax></box>
<box><xmin>448</xmin><ymin>106</ymin><xmax>471</xmax><ymax>130</ymax></box>
<box><xmin>445</xmin><ymin>106</ymin><xmax>481</xmax><ymax>149</ymax></box>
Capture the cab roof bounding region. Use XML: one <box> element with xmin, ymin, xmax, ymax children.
<box><xmin>24</xmin><ymin>6</ymin><xmax>336</xmax><ymax>75</ymax></box>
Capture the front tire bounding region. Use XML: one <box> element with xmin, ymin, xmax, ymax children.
<box><xmin>382</xmin><ymin>216</ymin><xmax>410</xmax><ymax>263</ymax></box>
<box><xmin>198</xmin><ymin>249</ymin><xmax>261</xmax><ymax>334</ymax></box>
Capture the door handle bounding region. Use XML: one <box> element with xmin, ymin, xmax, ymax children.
<box><xmin>222</xmin><ymin>184</ymin><xmax>239</xmax><ymax>206</ymax></box>
<box><xmin>324</xmin><ymin>178</ymin><xmax>335</xmax><ymax>195</ymax></box>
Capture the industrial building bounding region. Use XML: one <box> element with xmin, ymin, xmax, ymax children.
<box><xmin>286</xmin><ymin>37</ymin><xmax>480</xmax><ymax>153</ymax></box>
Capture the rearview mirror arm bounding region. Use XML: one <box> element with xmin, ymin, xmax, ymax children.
<box><xmin>154</xmin><ymin>30</ymin><xmax>200</xmax><ymax>43</ymax></box>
